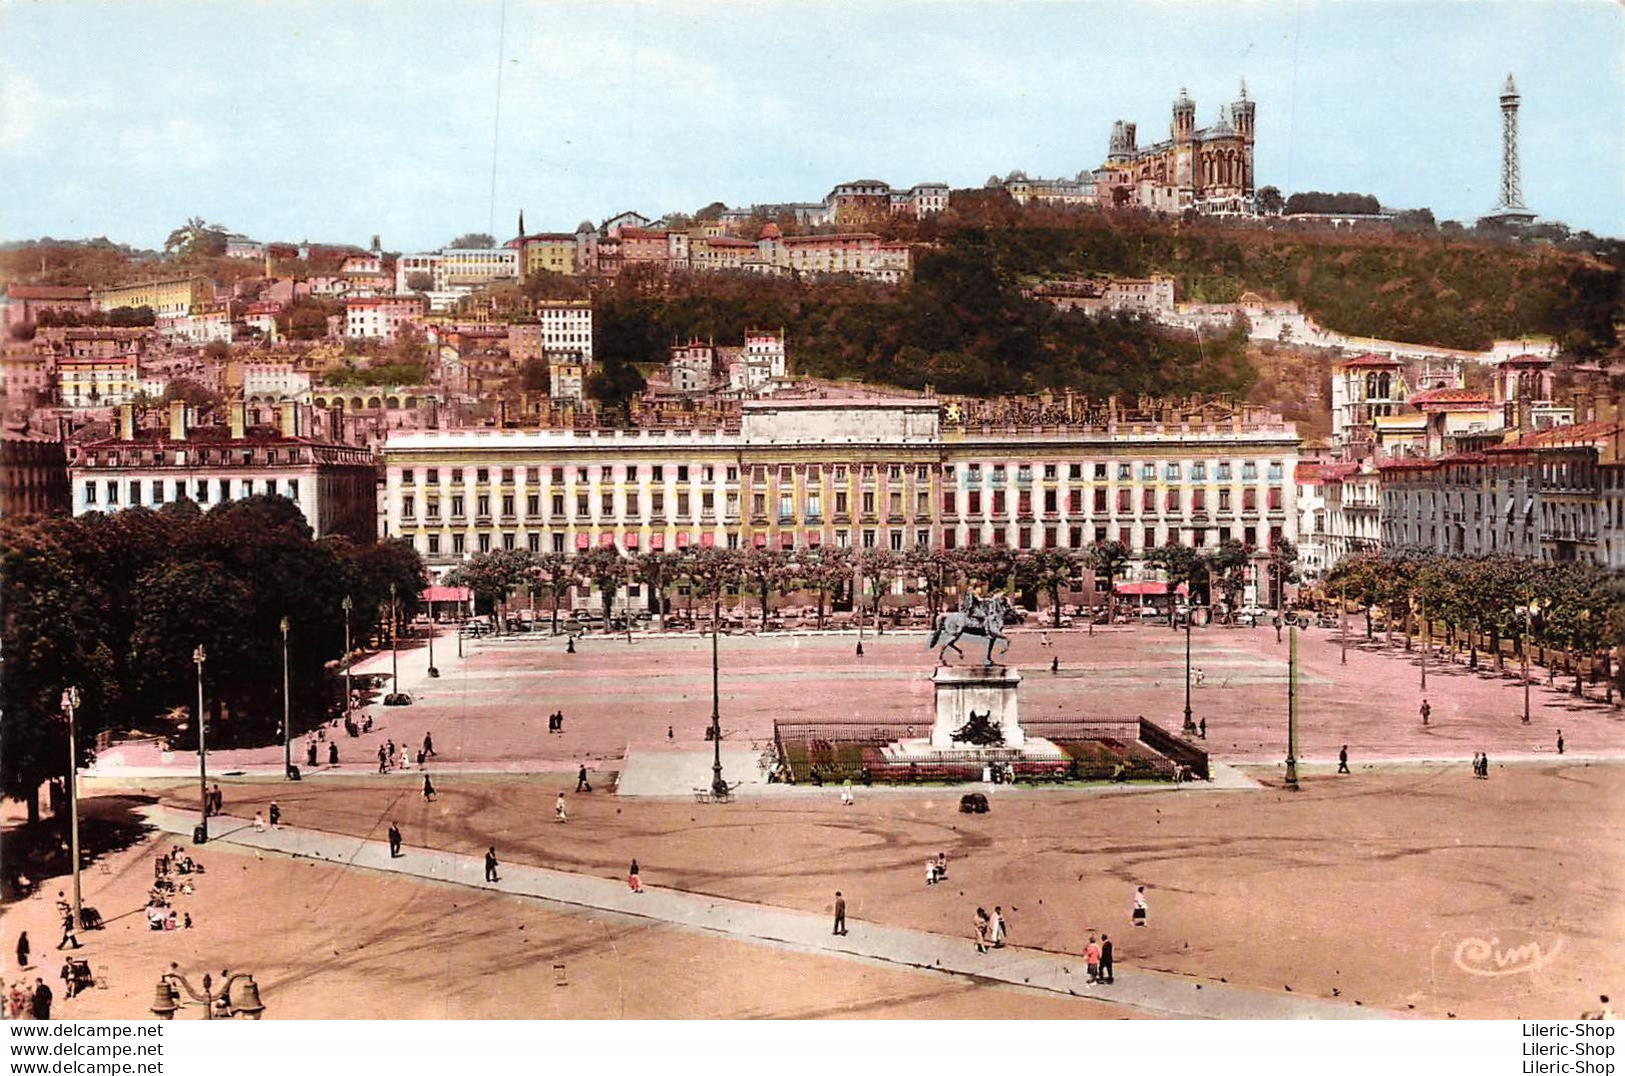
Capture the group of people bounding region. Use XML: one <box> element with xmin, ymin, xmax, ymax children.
<box><xmin>5</xmin><ymin>977</ymin><xmax>54</xmax><ymax>1020</ymax></box>
<box><xmin>546</xmin><ymin>711</ymin><xmax>567</xmax><ymax>733</ymax></box>
<box><xmin>1471</xmin><ymin>752</ymin><xmax>1492</xmax><ymax>779</ymax></box>
<box><xmin>924</xmin><ymin>852</ymin><xmax>949</xmax><ymax>885</ymax></box>
<box><xmin>972</xmin><ymin>906</ymin><xmax>1008</xmax><ymax>953</ymax></box>
<box><xmin>251</xmin><ymin>802</ymin><xmax>281</xmax><ymax>832</ymax></box>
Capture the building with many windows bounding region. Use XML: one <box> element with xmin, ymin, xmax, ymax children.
<box><xmin>1380</xmin><ymin>422</ymin><xmax>1623</xmax><ymax>567</ymax></box>
<box><xmin>381</xmin><ymin>397</ymin><xmax>1298</xmax><ymax>575</ymax></box>
<box><xmin>69</xmin><ymin>402</ymin><xmax>377</xmax><ymax>541</ymax></box>
<box><xmin>91</xmin><ymin>277</ymin><xmax>211</xmax><ymax>319</ymax></box>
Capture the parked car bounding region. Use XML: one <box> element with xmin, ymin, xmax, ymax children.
<box><xmin>1237</xmin><ymin>604</ymin><xmax>1268</xmax><ymax>626</ymax></box>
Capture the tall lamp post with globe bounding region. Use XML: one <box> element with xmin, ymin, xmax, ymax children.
<box><xmin>280</xmin><ymin>617</ymin><xmax>292</xmax><ymax>778</ymax></box>
<box><xmin>193</xmin><ymin>645</ymin><xmax>209</xmax><ymax>842</ymax></box>
<box><xmin>61</xmin><ymin>687</ymin><xmax>83</xmax><ymax>932</ymax></box>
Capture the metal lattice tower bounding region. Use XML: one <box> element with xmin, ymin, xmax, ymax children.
<box><xmin>1488</xmin><ymin>73</ymin><xmax>1535</xmax><ymax>222</ymax></box>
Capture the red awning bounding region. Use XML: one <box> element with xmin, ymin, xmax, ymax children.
<box><xmin>651</xmin><ymin>534</ymin><xmax>665</xmax><ymax>550</ymax></box>
<box><xmin>420</xmin><ymin>586</ymin><xmax>470</xmax><ymax>603</ymax></box>
<box><xmin>575</xmin><ymin>533</ymin><xmax>589</xmax><ymax>549</ymax></box>
<box><xmin>779</xmin><ymin>533</ymin><xmax>793</xmax><ymax>549</ymax></box>
<box><xmin>700</xmin><ymin>533</ymin><xmax>715</xmax><ymax>548</ymax></box>
<box><xmin>1114</xmin><ymin>581</ymin><xmax>1168</xmax><ymax>596</ymax></box>
<box><xmin>625</xmin><ymin>533</ymin><xmax>639</xmax><ymax>548</ymax></box>
<box><xmin>753</xmin><ymin>533</ymin><xmax>767</xmax><ymax>548</ymax></box>
<box><xmin>676</xmin><ymin>533</ymin><xmax>691</xmax><ymax>548</ymax></box>
<box><xmin>599</xmin><ymin>533</ymin><xmax>613</xmax><ymax>546</ymax></box>
<box><xmin>806</xmin><ymin>531</ymin><xmax>821</xmax><ymax>547</ymax></box>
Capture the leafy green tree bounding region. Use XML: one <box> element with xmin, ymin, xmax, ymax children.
<box><xmin>446</xmin><ymin>233</ymin><xmax>496</xmax><ymax>249</ymax></box>
<box><xmin>1018</xmin><ymin>549</ymin><xmax>1079</xmax><ymax>628</ymax></box>
<box><xmin>738</xmin><ymin>546</ymin><xmax>791</xmax><ymax>631</ymax></box>
<box><xmin>0</xmin><ymin>522</ymin><xmax>115</xmax><ymax>821</ymax></box>
<box><xmin>164</xmin><ymin>217</ymin><xmax>228</xmax><ymax>258</ymax></box>
<box><xmin>525</xmin><ymin>552</ymin><xmax>573</xmax><ymax>634</ymax></box>
<box><xmin>574</xmin><ymin>545</ymin><xmax>633</xmax><ymax>632</ymax></box>
<box><xmin>1201</xmin><ymin>539</ymin><xmax>1252</xmax><ymax>616</ymax></box>
<box><xmin>793</xmin><ymin>546</ymin><xmax>851</xmax><ymax>629</ymax></box>
<box><xmin>1084</xmin><ymin>540</ymin><xmax>1132</xmax><ymax>618</ymax></box>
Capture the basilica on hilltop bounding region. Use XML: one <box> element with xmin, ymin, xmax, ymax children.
<box><xmin>1096</xmin><ymin>82</ymin><xmax>1257</xmax><ymax>215</ymax></box>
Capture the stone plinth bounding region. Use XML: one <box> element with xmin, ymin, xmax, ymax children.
<box><xmin>930</xmin><ymin>665</ymin><xmax>1024</xmax><ymax>748</ymax></box>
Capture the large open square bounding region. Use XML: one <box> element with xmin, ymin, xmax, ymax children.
<box><xmin>16</xmin><ymin>620</ymin><xmax>1619</xmax><ymax>1021</ymax></box>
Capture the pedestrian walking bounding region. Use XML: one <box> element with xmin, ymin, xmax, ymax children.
<box><xmin>387</xmin><ymin>823</ymin><xmax>402</xmax><ymax>858</ymax></box>
<box><xmin>377</xmin><ymin>745</ymin><xmax>388</xmax><ymax>774</ymax></box>
<box><xmin>1100</xmin><ymin>933</ymin><xmax>1115</xmax><ymax>984</ymax></box>
<box><xmin>30</xmin><ymin>978</ymin><xmax>51</xmax><ymax>1020</ymax></box>
<box><xmin>855</xmin><ymin>640</ymin><xmax>864</xmax><ymax>658</ymax></box>
<box><xmin>210</xmin><ymin>783</ymin><xmax>223</xmax><ymax>816</ymax></box>
<box><xmin>1085</xmin><ymin>933</ymin><xmax>1102</xmax><ymax>983</ymax></box>
<box><xmin>1050</xmin><ymin>655</ymin><xmax>1059</xmax><ymax>674</ymax></box>
<box><xmin>666</xmin><ymin>725</ymin><xmax>674</xmax><ymax>741</ymax></box>
<box><xmin>423</xmin><ymin>732</ymin><xmax>436</xmax><ymax>757</ymax></box>
<box><xmin>1337</xmin><ymin>745</ymin><xmax>1350</xmax><ymax>774</ymax></box>
<box><xmin>307</xmin><ymin>739</ymin><xmax>318</xmax><ymax>768</ymax></box>
<box><xmin>990</xmin><ymin>906</ymin><xmax>1007</xmax><ymax>949</ymax></box>
<box><xmin>1131</xmin><ymin>886</ymin><xmax>1148</xmax><ymax>927</ymax></box>
<box><xmin>555</xmin><ymin>792</ymin><xmax>568</xmax><ymax>823</ymax></box>
<box><xmin>268</xmin><ymin>802</ymin><xmax>280</xmax><ymax>829</ymax></box>
<box><xmin>16</xmin><ymin>932</ymin><xmax>29</xmax><ymax>970</ymax></box>
<box><xmin>59</xmin><ymin>958</ymin><xmax>75</xmax><ymax>1000</ymax></box>
<box><xmin>627</xmin><ymin>859</ymin><xmax>642</xmax><ymax>893</ymax></box>
<box><xmin>576</xmin><ymin>765</ymin><xmax>592</xmax><ymax>793</ymax></box>
<box><xmin>1480</xmin><ymin>752</ymin><xmax>1490</xmax><ymax>779</ymax></box>
<box><xmin>832</xmin><ymin>891</ymin><xmax>847</xmax><ymax>936</ymax></box>
<box><xmin>416</xmin><ymin>750</ymin><xmax>425</xmax><ymax>766</ymax></box>
<box><xmin>973</xmin><ymin>907</ymin><xmax>990</xmax><ymax>953</ymax></box>
<box><xmin>566</xmin><ymin>636</ymin><xmax>575</xmax><ymax>654</ymax></box>
<box><xmin>54</xmin><ymin>894</ymin><xmax>79</xmax><ymax>951</ymax></box>
<box><xmin>556</xmin><ymin>711</ymin><xmax>565</xmax><ymax>734</ymax></box>
<box><xmin>1557</xmin><ymin>730</ymin><xmax>1565</xmax><ymax>755</ymax></box>
<box><xmin>1470</xmin><ymin>752</ymin><xmax>1480</xmax><ymax>778</ymax></box>
<box><xmin>252</xmin><ymin>811</ymin><xmax>265</xmax><ymax>833</ymax></box>
<box><xmin>422</xmin><ymin>773</ymin><xmax>436</xmax><ymax>801</ymax></box>
<box><xmin>840</xmin><ymin>779</ymin><xmax>854</xmax><ymax>806</ymax></box>
<box><xmin>484</xmin><ymin>847</ymin><xmax>499</xmax><ymax>883</ymax></box>
<box><xmin>328</xmin><ymin>742</ymin><xmax>339</xmax><ymax>765</ymax></box>
<box><xmin>1198</xmin><ymin>717</ymin><xmax>1206</xmax><ymax>740</ymax></box>
<box><xmin>1420</xmin><ymin>699</ymin><xmax>1431</xmax><ymax>726</ymax></box>
<box><xmin>1041</xmin><ymin>630</ymin><xmax>1051</xmax><ymax>647</ymax></box>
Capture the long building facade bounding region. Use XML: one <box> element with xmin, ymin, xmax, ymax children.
<box><xmin>381</xmin><ymin>398</ymin><xmax>1299</xmax><ymax>575</ymax></box>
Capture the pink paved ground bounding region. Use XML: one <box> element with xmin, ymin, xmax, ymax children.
<box><xmin>115</xmin><ymin>622</ymin><xmax>1625</xmax><ymax>775</ymax></box>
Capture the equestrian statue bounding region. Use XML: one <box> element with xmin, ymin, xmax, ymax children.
<box><xmin>928</xmin><ymin>591</ymin><xmax>1014</xmax><ymax>666</ymax></box>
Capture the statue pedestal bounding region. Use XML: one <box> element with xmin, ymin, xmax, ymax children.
<box><xmin>930</xmin><ymin>665</ymin><xmax>1024</xmax><ymax>748</ymax></box>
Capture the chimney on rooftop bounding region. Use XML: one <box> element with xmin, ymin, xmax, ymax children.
<box><xmin>278</xmin><ymin>401</ymin><xmax>300</xmax><ymax>438</ymax></box>
<box><xmin>168</xmin><ymin>399</ymin><xmax>188</xmax><ymax>441</ymax></box>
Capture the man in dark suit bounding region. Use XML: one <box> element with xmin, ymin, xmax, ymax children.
<box><xmin>832</xmin><ymin>891</ymin><xmax>847</xmax><ymax>936</ymax></box>
<box><xmin>31</xmin><ymin>978</ymin><xmax>52</xmax><ymax>1019</ymax></box>
<box><xmin>484</xmin><ymin>847</ymin><xmax>499</xmax><ymax>883</ymax></box>
<box><xmin>1099</xmin><ymin>934</ymin><xmax>1115</xmax><ymax>984</ymax></box>
<box><xmin>387</xmin><ymin>822</ymin><xmax>402</xmax><ymax>858</ymax></box>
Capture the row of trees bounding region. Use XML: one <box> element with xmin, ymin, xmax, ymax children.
<box><xmin>444</xmin><ymin>538</ymin><xmax>1298</xmax><ymax>637</ymax></box>
<box><xmin>1</xmin><ymin>498</ymin><xmax>427</xmax><ymax>821</ymax></box>
<box><xmin>1323</xmin><ymin>552</ymin><xmax>1622</xmax><ymax>695</ymax></box>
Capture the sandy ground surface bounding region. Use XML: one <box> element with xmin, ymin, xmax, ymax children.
<box><xmin>102</xmin><ymin>623</ymin><xmax>1625</xmax><ymax>777</ymax></box>
<box><xmin>25</xmin><ymin>755</ymin><xmax>1610</xmax><ymax>1021</ymax></box>
<box><xmin>0</xmin><ymin>797</ymin><xmax>1123</xmax><ymax>1021</ymax></box>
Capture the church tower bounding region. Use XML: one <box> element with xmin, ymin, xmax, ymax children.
<box><xmin>1230</xmin><ymin>79</ymin><xmax>1256</xmax><ymax>197</ymax></box>
<box><xmin>1172</xmin><ymin>87</ymin><xmax>1196</xmax><ymax>196</ymax></box>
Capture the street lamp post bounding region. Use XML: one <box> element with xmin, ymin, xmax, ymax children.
<box><xmin>1285</xmin><ymin>623</ymin><xmax>1300</xmax><ymax>790</ymax></box>
<box><xmin>279</xmin><ymin>617</ymin><xmax>291</xmax><ymax>779</ymax></box>
<box><xmin>389</xmin><ymin>582</ymin><xmax>399</xmax><ymax>691</ymax></box>
<box><xmin>426</xmin><ymin>616</ymin><xmax>437</xmax><ymax>678</ymax></box>
<box><xmin>1339</xmin><ymin>581</ymin><xmax>1348</xmax><ymax>666</ymax></box>
<box><xmin>1181</xmin><ymin>606</ymin><xmax>1195</xmax><ymax>735</ymax></box>
<box><xmin>193</xmin><ymin>645</ymin><xmax>208</xmax><ymax>842</ymax></box>
<box><xmin>61</xmin><ymin>687</ymin><xmax>82</xmax><ymax>933</ymax></box>
<box><xmin>341</xmin><ymin>595</ymin><xmax>353</xmax><ymax>717</ymax></box>
<box><xmin>1523</xmin><ymin>596</ymin><xmax>1538</xmax><ymax>724</ymax></box>
<box><xmin>1420</xmin><ymin>596</ymin><xmax>1428</xmax><ymax>692</ymax></box>
<box><xmin>710</xmin><ymin>594</ymin><xmax>726</xmax><ymax>798</ymax></box>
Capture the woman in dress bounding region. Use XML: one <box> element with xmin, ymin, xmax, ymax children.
<box><xmin>973</xmin><ymin>907</ymin><xmax>991</xmax><ymax>953</ymax></box>
<box><xmin>1132</xmin><ymin>885</ymin><xmax>1148</xmax><ymax>926</ymax></box>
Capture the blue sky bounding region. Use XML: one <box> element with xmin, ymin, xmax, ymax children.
<box><xmin>1</xmin><ymin>0</ymin><xmax>1619</xmax><ymax>250</ymax></box>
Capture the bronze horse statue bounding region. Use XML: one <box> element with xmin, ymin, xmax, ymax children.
<box><xmin>928</xmin><ymin>594</ymin><xmax>1014</xmax><ymax>665</ymax></box>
